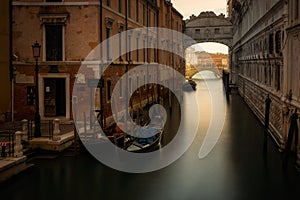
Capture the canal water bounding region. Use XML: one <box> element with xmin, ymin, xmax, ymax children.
<box><xmin>1</xmin><ymin>79</ymin><xmax>300</xmax><ymax>200</ymax></box>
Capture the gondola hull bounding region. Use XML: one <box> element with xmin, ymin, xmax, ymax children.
<box><xmin>126</xmin><ymin>130</ymin><xmax>162</xmax><ymax>153</ymax></box>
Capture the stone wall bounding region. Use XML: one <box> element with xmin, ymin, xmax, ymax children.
<box><xmin>238</xmin><ymin>75</ymin><xmax>284</xmax><ymax>145</ymax></box>
<box><xmin>231</xmin><ymin>0</ymin><xmax>300</xmax><ymax>157</ymax></box>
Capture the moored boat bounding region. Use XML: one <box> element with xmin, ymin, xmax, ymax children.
<box><xmin>126</xmin><ymin>126</ymin><xmax>163</xmax><ymax>153</ymax></box>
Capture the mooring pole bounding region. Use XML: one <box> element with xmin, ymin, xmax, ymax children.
<box><xmin>264</xmin><ymin>94</ymin><xmax>271</xmax><ymax>155</ymax></box>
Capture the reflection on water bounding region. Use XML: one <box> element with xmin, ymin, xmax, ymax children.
<box><xmin>1</xmin><ymin>79</ymin><xmax>300</xmax><ymax>199</ymax></box>
<box><xmin>192</xmin><ymin>70</ymin><xmax>221</xmax><ymax>80</ymax></box>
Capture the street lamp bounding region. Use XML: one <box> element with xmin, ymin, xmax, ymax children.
<box><xmin>32</xmin><ymin>41</ymin><xmax>41</xmax><ymax>137</ymax></box>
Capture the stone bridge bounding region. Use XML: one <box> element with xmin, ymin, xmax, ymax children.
<box><xmin>184</xmin><ymin>11</ymin><xmax>233</xmax><ymax>48</ymax></box>
<box><xmin>185</xmin><ymin>64</ymin><xmax>223</xmax><ymax>79</ymax></box>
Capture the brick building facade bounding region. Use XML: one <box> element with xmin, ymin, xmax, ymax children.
<box><xmin>12</xmin><ymin>0</ymin><xmax>184</xmax><ymax>128</ymax></box>
<box><xmin>0</xmin><ymin>0</ymin><xmax>11</xmax><ymax>122</ymax></box>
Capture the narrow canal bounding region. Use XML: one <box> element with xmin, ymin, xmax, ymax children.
<box><xmin>1</xmin><ymin>79</ymin><xmax>300</xmax><ymax>200</ymax></box>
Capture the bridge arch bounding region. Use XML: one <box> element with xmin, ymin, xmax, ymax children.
<box><xmin>184</xmin><ymin>11</ymin><xmax>233</xmax><ymax>48</ymax></box>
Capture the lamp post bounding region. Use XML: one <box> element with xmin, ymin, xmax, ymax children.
<box><xmin>32</xmin><ymin>41</ymin><xmax>41</xmax><ymax>137</ymax></box>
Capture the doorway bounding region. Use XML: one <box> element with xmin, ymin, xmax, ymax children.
<box><xmin>44</xmin><ymin>78</ymin><xmax>66</xmax><ymax>117</ymax></box>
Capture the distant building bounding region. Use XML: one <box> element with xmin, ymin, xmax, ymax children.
<box><xmin>195</xmin><ymin>51</ymin><xmax>228</xmax><ymax>70</ymax></box>
<box><xmin>185</xmin><ymin>47</ymin><xmax>197</xmax><ymax>66</ymax></box>
<box><xmin>209</xmin><ymin>53</ymin><xmax>228</xmax><ymax>71</ymax></box>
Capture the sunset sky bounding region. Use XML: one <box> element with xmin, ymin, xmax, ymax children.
<box><xmin>172</xmin><ymin>0</ymin><xmax>229</xmax><ymax>54</ymax></box>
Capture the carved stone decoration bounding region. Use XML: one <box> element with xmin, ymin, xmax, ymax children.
<box><xmin>40</xmin><ymin>14</ymin><xmax>69</xmax><ymax>25</ymax></box>
<box><xmin>118</xmin><ymin>22</ymin><xmax>125</xmax><ymax>31</ymax></box>
<box><xmin>105</xmin><ymin>17</ymin><xmax>114</xmax><ymax>29</ymax></box>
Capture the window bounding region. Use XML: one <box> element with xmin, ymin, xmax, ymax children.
<box><xmin>275</xmin><ymin>65</ymin><xmax>281</xmax><ymax>91</ymax></box>
<box><xmin>215</xmin><ymin>28</ymin><xmax>220</xmax><ymax>34</ymax></box>
<box><xmin>154</xmin><ymin>41</ymin><xmax>157</xmax><ymax>62</ymax></box>
<box><xmin>136</xmin><ymin>37</ymin><xmax>140</xmax><ymax>62</ymax></box>
<box><xmin>118</xmin><ymin>0</ymin><xmax>122</xmax><ymax>13</ymax></box>
<box><xmin>106</xmin><ymin>28</ymin><xmax>111</xmax><ymax>60</ymax></box>
<box><xmin>119</xmin><ymin>79</ymin><xmax>123</xmax><ymax>98</ymax></box>
<box><xmin>295</xmin><ymin>0</ymin><xmax>299</xmax><ymax>19</ymax></box>
<box><xmin>45</xmin><ymin>25</ymin><xmax>63</xmax><ymax>61</ymax></box>
<box><xmin>268</xmin><ymin>33</ymin><xmax>274</xmax><ymax>54</ymax></box>
<box><xmin>136</xmin><ymin>0</ymin><xmax>139</xmax><ymax>22</ymax></box>
<box><xmin>128</xmin><ymin>0</ymin><xmax>131</xmax><ymax>18</ymax></box>
<box><xmin>143</xmin><ymin>4</ymin><xmax>146</xmax><ymax>25</ymax></box>
<box><xmin>128</xmin><ymin>34</ymin><xmax>132</xmax><ymax>61</ymax></box>
<box><xmin>136</xmin><ymin>76</ymin><xmax>140</xmax><ymax>89</ymax></box>
<box><xmin>148</xmin><ymin>40</ymin><xmax>152</xmax><ymax>62</ymax></box>
<box><xmin>195</xmin><ymin>29</ymin><xmax>200</xmax><ymax>34</ymax></box>
<box><xmin>165</xmin><ymin>14</ymin><xmax>168</xmax><ymax>27</ymax></box>
<box><xmin>106</xmin><ymin>0</ymin><xmax>110</xmax><ymax>6</ymax></box>
<box><xmin>143</xmin><ymin>38</ymin><xmax>146</xmax><ymax>62</ymax></box>
<box><xmin>149</xmin><ymin>12</ymin><xmax>152</xmax><ymax>26</ymax></box>
<box><xmin>106</xmin><ymin>80</ymin><xmax>111</xmax><ymax>101</ymax></box>
<box><xmin>129</xmin><ymin>77</ymin><xmax>132</xmax><ymax>93</ymax></box>
<box><xmin>107</xmin><ymin>80</ymin><xmax>111</xmax><ymax>101</ymax></box>
<box><xmin>119</xmin><ymin>32</ymin><xmax>123</xmax><ymax>61</ymax></box>
<box><xmin>275</xmin><ymin>31</ymin><xmax>281</xmax><ymax>54</ymax></box>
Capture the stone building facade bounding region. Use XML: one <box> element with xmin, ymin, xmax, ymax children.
<box><xmin>228</xmin><ymin>0</ymin><xmax>300</xmax><ymax>164</ymax></box>
<box><xmin>184</xmin><ymin>11</ymin><xmax>233</xmax><ymax>48</ymax></box>
<box><xmin>12</xmin><ymin>0</ymin><xmax>183</xmax><ymax>128</ymax></box>
<box><xmin>196</xmin><ymin>52</ymin><xmax>228</xmax><ymax>70</ymax></box>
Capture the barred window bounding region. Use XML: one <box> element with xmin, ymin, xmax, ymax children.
<box><xmin>46</xmin><ymin>25</ymin><xmax>62</xmax><ymax>61</ymax></box>
<box><xmin>275</xmin><ymin>31</ymin><xmax>281</xmax><ymax>54</ymax></box>
<box><xmin>268</xmin><ymin>33</ymin><xmax>274</xmax><ymax>54</ymax></box>
<box><xmin>136</xmin><ymin>0</ymin><xmax>139</xmax><ymax>21</ymax></box>
<box><xmin>107</xmin><ymin>80</ymin><xmax>111</xmax><ymax>101</ymax></box>
<box><xmin>118</xmin><ymin>0</ymin><xmax>122</xmax><ymax>13</ymax></box>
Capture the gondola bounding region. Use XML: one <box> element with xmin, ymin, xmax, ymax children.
<box><xmin>125</xmin><ymin>113</ymin><xmax>164</xmax><ymax>153</ymax></box>
<box><xmin>125</xmin><ymin>126</ymin><xmax>163</xmax><ymax>153</ymax></box>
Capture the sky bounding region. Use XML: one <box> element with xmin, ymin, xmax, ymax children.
<box><xmin>172</xmin><ymin>0</ymin><xmax>229</xmax><ymax>54</ymax></box>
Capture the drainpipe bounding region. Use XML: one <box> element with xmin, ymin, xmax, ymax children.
<box><xmin>171</xmin><ymin>8</ymin><xmax>174</xmax><ymax>91</ymax></box>
<box><xmin>99</xmin><ymin>0</ymin><xmax>104</xmax><ymax>127</ymax></box>
<box><xmin>146</xmin><ymin>1</ymin><xmax>149</xmax><ymax>104</ymax></box>
<box><xmin>156</xmin><ymin>8</ymin><xmax>159</xmax><ymax>103</ymax></box>
<box><xmin>124</xmin><ymin>0</ymin><xmax>129</xmax><ymax>147</ymax></box>
<box><xmin>168</xmin><ymin>3</ymin><xmax>172</xmax><ymax>110</ymax></box>
<box><xmin>9</xmin><ymin>0</ymin><xmax>13</xmax><ymax>122</ymax></box>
